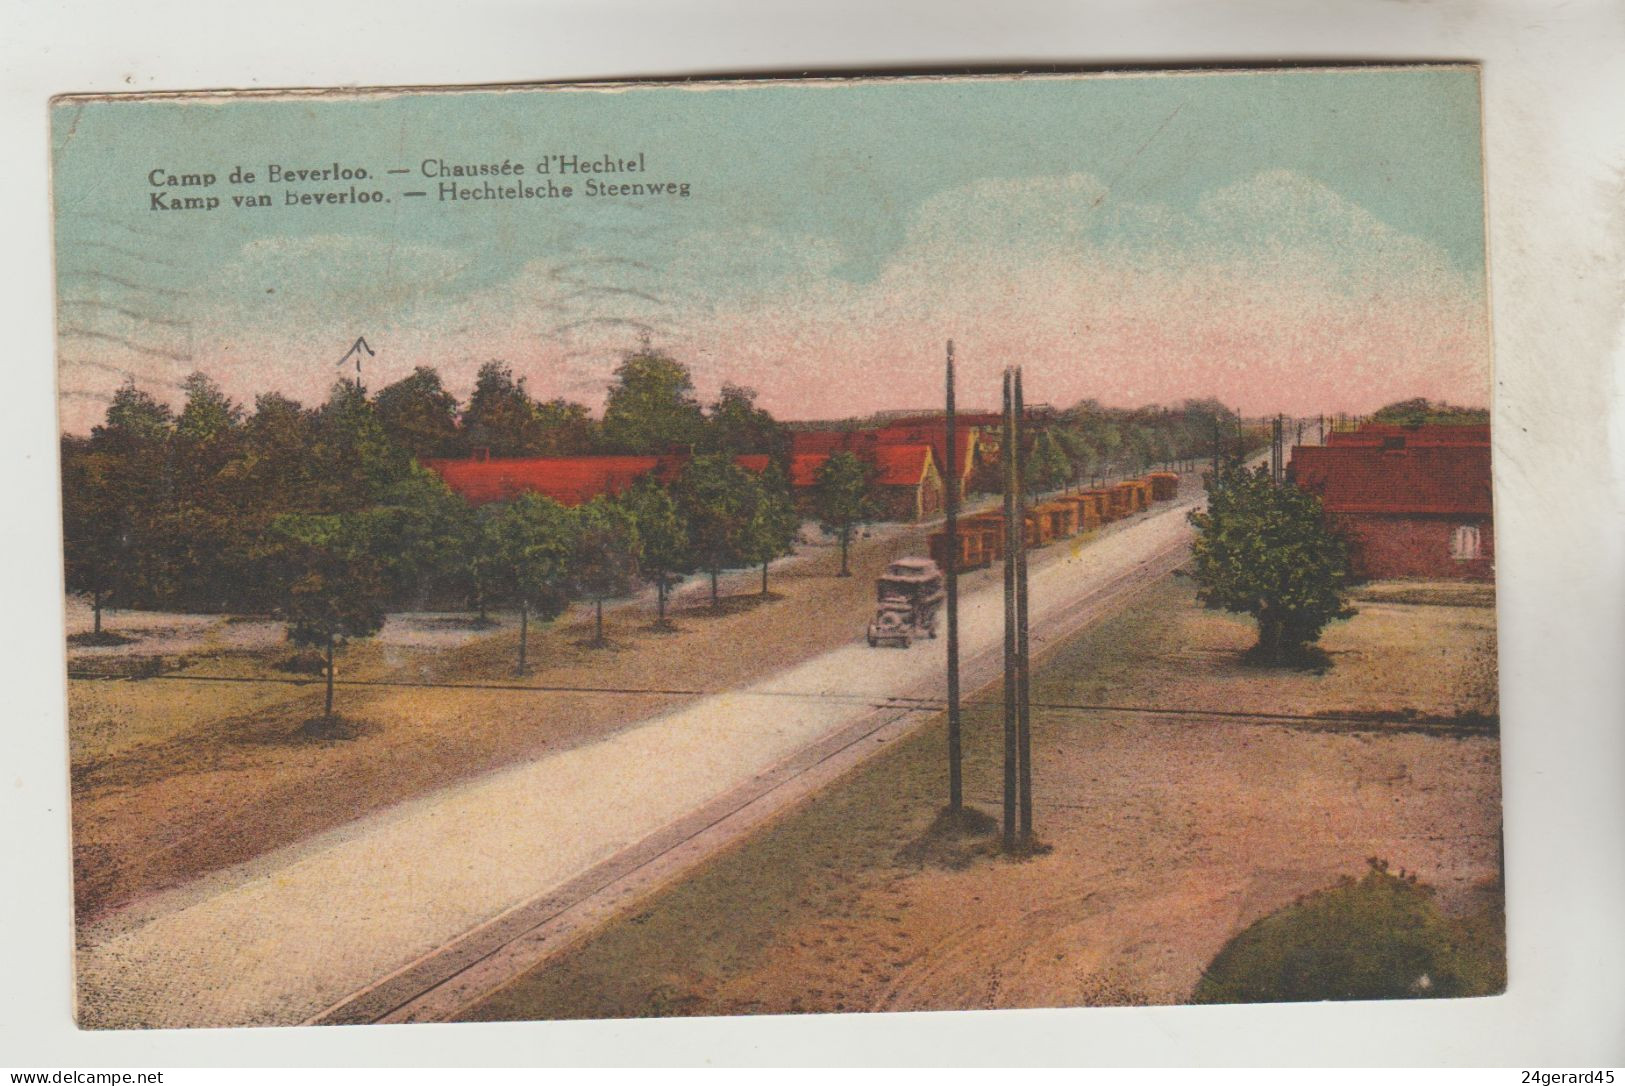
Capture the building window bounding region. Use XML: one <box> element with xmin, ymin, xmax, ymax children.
<box><xmin>1451</xmin><ymin>524</ymin><xmax>1482</xmax><ymax>561</ymax></box>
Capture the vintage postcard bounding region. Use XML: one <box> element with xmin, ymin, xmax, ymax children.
<box><xmin>53</xmin><ymin>67</ymin><xmax>1501</xmax><ymax>1030</ymax></box>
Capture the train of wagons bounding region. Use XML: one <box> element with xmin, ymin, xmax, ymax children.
<box><xmin>927</xmin><ymin>470</ymin><xmax>1180</xmax><ymax>572</ymax></box>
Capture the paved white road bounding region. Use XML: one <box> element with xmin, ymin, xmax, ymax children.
<box><xmin>76</xmin><ymin>495</ymin><xmax>1199</xmax><ymax>1029</ymax></box>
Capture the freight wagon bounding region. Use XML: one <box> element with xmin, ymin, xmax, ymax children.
<box><xmin>1033</xmin><ymin>499</ymin><xmax>1079</xmax><ymax>542</ymax></box>
<box><xmin>928</xmin><ymin>523</ymin><xmax>1000</xmax><ymax>571</ymax></box>
<box><xmin>961</xmin><ymin>510</ymin><xmax>1043</xmax><ymax>552</ymax></box>
<box><xmin>1066</xmin><ymin>491</ymin><xmax>1105</xmax><ymax>530</ymax></box>
<box><xmin>1106</xmin><ymin>483</ymin><xmax>1138</xmax><ymax>519</ymax></box>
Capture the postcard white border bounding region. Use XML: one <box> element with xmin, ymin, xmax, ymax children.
<box><xmin>4</xmin><ymin>0</ymin><xmax>1623</xmax><ymax>1068</ymax></box>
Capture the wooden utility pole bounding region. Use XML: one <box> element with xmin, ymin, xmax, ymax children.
<box><xmin>1014</xmin><ymin>367</ymin><xmax>1034</xmax><ymax>846</ymax></box>
<box><xmin>1271</xmin><ymin>414</ymin><xmax>1284</xmax><ymax>484</ymax></box>
<box><xmin>944</xmin><ymin>341</ymin><xmax>963</xmax><ymax>814</ymax></box>
<box><xmin>1001</xmin><ymin>368</ymin><xmax>1018</xmax><ymax>852</ymax></box>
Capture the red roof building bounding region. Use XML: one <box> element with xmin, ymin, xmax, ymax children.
<box><xmin>1288</xmin><ymin>433</ymin><xmax>1493</xmax><ymax>582</ymax></box>
<box><xmin>872</xmin><ymin>421</ymin><xmax>982</xmax><ymax>497</ymax></box>
<box><xmin>789</xmin><ymin>423</ymin><xmax>984</xmax><ymax>498</ymax></box>
<box><xmin>785</xmin><ymin>442</ymin><xmax>946</xmax><ymax>521</ymax></box>
<box><xmin>869</xmin><ymin>444</ymin><xmax>945</xmax><ymax>521</ymax></box>
<box><xmin>424</xmin><ymin>452</ymin><xmax>770</xmax><ymax>507</ymax></box>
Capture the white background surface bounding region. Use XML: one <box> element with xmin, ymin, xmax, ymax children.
<box><xmin>2</xmin><ymin>0</ymin><xmax>1622</xmax><ymax>1067</ymax></box>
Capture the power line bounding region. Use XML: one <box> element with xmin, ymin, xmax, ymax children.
<box><xmin>63</xmin><ymin>669</ymin><xmax>1494</xmax><ymax>734</ymax></box>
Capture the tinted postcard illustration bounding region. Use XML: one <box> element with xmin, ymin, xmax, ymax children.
<box><xmin>53</xmin><ymin>68</ymin><xmax>1502</xmax><ymax>1030</ymax></box>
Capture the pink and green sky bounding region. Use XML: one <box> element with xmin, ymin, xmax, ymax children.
<box><xmin>53</xmin><ymin>68</ymin><xmax>1490</xmax><ymax>432</ymax></box>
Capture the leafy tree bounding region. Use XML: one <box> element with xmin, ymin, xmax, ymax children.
<box><xmin>811</xmin><ymin>451</ymin><xmax>877</xmax><ymax>577</ymax></box>
<box><xmin>375</xmin><ymin>366</ymin><xmax>463</xmax><ymax>461</ymax></box>
<box><xmin>490</xmin><ymin>493</ymin><xmax>577</xmax><ymax>673</ymax></box>
<box><xmin>572</xmin><ymin>497</ymin><xmax>641</xmax><ymax>645</ymax></box>
<box><xmin>238</xmin><ymin>392</ymin><xmax>317</xmax><ymax>513</ymax></box>
<box><xmin>175</xmin><ymin>372</ymin><xmax>242</xmax><ymax>447</ymax></box>
<box><xmin>705</xmin><ymin>383</ymin><xmax>785</xmax><ymax>459</ymax></box>
<box><xmin>358</xmin><ymin>465</ymin><xmax>475</xmax><ymax>610</ymax></box>
<box><xmin>1188</xmin><ymin>464</ymin><xmax>1355</xmax><ymax>664</ymax></box>
<box><xmin>600</xmin><ymin>343</ymin><xmax>706</xmax><ymax>454</ymax></box>
<box><xmin>60</xmin><ymin>438</ymin><xmax>128</xmax><ymax>638</ymax></box>
<box><xmin>1024</xmin><ymin>429</ymin><xmax>1072</xmax><ymax>495</ymax></box>
<box><xmin>84</xmin><ymin>382</ymin><xmax>177</xmax><ymax>608</ymax></box>
<box><xmin>310</xmin><ymin>379</ymin><xmax>411</xmax><ymax>511</ymax></box>
<box><xmin>673</xmin><ymin>453</ymin><xmax>757</xmax><ymax>607</ymax></box>
<box><xmin>619</xmin><ymin>475</ymin><xmax>691</xmax><ymax>627</ymax></box>
<box><xmin>266</xmin><ymin>513</ymin><xmax>389</xmax><ymax>724</ymax></box>
<box><xmin>1050</xmin><ymin>426</ymin><xmax>1097</xmax><ymax>488</ymax></box>
<box><xmin>1370</xmin><ymin>398</ymin><xmax>1489</xmax><ymax>427</ymax></box>
<box><xmin>743</xmin><ymin>465</ymin><xmax>798</xmax><ymax>596</ymax></box>
<box><xmin>166</xmin><ymin>373</ymin><xmax>249</xmax><ymax>611</ymax></box>
<box><xmin>461</xmin><ymin>361</ymin><xmax>540</xmax><ymax>457</ymax></box>
<box><xmin>1194</xmin><ymin>859</ymin><xmax>1504</xmax><ymax>1003</ymax></box>
<box><xmin>94</xmin><ymin>381</ymin><xmax>175</xmax><ymax>451</ymax></box>
<box><xmin>450</xmin><ymin>505</ymin><xmax>506</xmax><ymax>625</ymax></box>
<box><xmin>531</xmin><ymin>397</ymin><xmax>599</xmax><ymax>456</ymax></box>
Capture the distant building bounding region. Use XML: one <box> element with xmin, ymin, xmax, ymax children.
<box><xmin>869</xmin><ymin>444</ymin><xmax>945</xmax><ymax>521</ymax></box>
<box><xmin>788</xmin><ymin>420</ymin><xmax>985</xmax><ymax>501</ymax></box>
<box><xmin>424</xmin><ymin>451</ymin><xmax>769</xmax><ymax>507</ymax></box>
<box><xmin>787</xmin><ymin>442</ymin><xmax>945</xmax><ymax>521</ymax></box>
<box><xmin>1288</xmin><ymin>427</ymin><xmax>1493</xmax><ymax>582</ymax></box>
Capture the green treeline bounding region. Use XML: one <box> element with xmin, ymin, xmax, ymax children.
<box><xmin>61</xmin><ymin>346</ymin><xmax>795</xmax><ymax>642</ymax></box>
<box><xmin>1366</xmin><ymin>398</ymin><xmax>1490</xmax><ymax>428</ymax></box>
<box><xmin>1018</xmin><ymin>398</ymin><xmax>1248</xmax><ymax>492</ymax></box>
<box><xmin>62</xmin><ymin>344</ymin><xmax>1247</xmax><ymax>646</ymax></box>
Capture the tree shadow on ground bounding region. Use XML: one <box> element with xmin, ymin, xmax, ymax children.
<box><xmin>677</xmin><ymin>591</ymin><xmax>785</xmax><ymax>618</ymax></box>
<box><xmin>297</xmin><ymin>714</ymin><xmax>370</xmax><ymax>742</ymax></box>
<box><xmin>1238</xmin><ymin>643</ymin><xmax>1335</xmax><ymax>674</ymax></box>
<box><xmin>571</xmin><ymin>636</ymin><xmax>630</xmax><ymax>652</ymax></box>
<box><xmin>68</xmin><ymin>631</ymin><xmax>137</xmax><ymax>647</ymax></box>
<box><xmin>640</xmin><ymin>620</ymin><xmax>683</xmax><ymax>635</ymax></box>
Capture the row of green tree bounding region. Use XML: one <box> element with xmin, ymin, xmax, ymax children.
<box><xmin>61</xmin><ymin>347</ymin><xmax>795</xmax><ymax>622</ymax></box>
<box><xmin>261</xmin><ymin>454</ymin><xmax>806</xmax><ymax>718</ymax></box>
<box><xmin>1015</xmin><ymin>398</ymin><xmax>1250</xmax><ymax>494</ymax></box>
<box><xmin>379</xmin><ymin>350</ymin><xmax>785</xmax><ymax>461</ymax></box>
<box><xmin>1366</xmin><ymin>398</ymin><xmax>1490</xmax><ymax>428</ymax></box>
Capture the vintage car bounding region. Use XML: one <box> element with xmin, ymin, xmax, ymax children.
<box><xmin>866</xmin><ymin>557</ymin><xmax>946</xmax><ymax>647</ymax></box>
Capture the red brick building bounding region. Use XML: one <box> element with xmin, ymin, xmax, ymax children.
<box><xmin>1287</xmin><ymin>431</ymin><xmax>1493</xmax><ymax>582</ymax></box>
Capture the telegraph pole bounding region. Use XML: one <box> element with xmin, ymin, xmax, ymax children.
<box><xmin>1001</xmin><ymin>368</ymin><xmax>1018</xmax><ymax>852</ymax></box>
<box><xmin>1267</xmin><ymin>412</ymin><xmax>1280</xmax><ymax>484</ymax></box>
<box><xmin>1014</xmin><ymin>367</ymin><xmax>1034</xmax><ymax>847</ymax></box>
<box><xmin>944</xmin><ymin>341</ymin><xmax>963</xmax><ymax>815</ymax></box>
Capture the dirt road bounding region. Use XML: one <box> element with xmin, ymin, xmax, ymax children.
<box><xmin>75</xmin><ymin>490</ymin><xmax>1202</xmax><ymax>1029</ymax></box>
<box><xmin>463</xmin><ymin>576</ymin><xmax>1502</xmax><ymax>1022</ymax></box>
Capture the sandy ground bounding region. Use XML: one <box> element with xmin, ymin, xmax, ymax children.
<box><xmin>465</xmin><ymin>576</ymin><xmax>1502</xmax><ymax>1020</ymax></box>
<box><xmin>66</xmin><ymin>477</ymin><xmax>1177</xmax><ymax>920</ymax></box>
<box><xmin>71</xmin><ymin>487</ymin><xmax>1202</xmax><ymax>1028</ymax></box>
<box><xmin>65</xmin><ymin>516</ymin><xmax>936</xmax><ymax>915</ymax></box>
